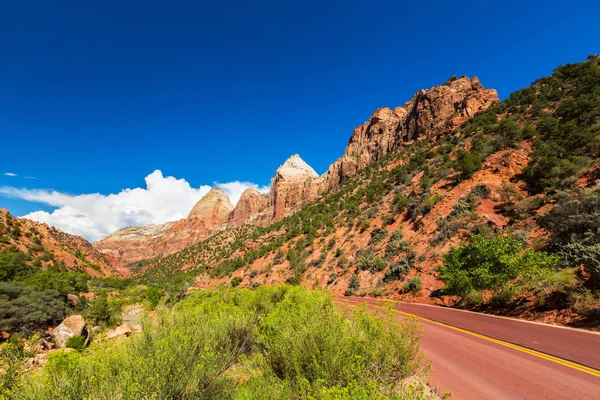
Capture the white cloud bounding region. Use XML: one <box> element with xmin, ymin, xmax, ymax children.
<box><xmin>3</xmin><ymin>172</ymin><xmax>17</xmax><ymax>177</ymax></box>
<box><xmin>0</xmin><ymin>170</ymin><xmax>269</xmax><ymax>243</ymax></box>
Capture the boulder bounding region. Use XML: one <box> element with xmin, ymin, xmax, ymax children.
<box><xmin>106</xmin><ymin>323</ymin><xmax>132</xmax><ymax>339</ymax></box>
<box><xmin>52</xmin><ymin>315</ymin><xmax>85</xmax><ymax>348</ymax></box>
<box><xmin>67</xmin><ymin>294</ymin><xmax>79</xmax><ymax>306</ymax></box>
<box><xmin>0</xmin><ymin>331</ymin><xmax>9</xmax><ymax>341</ymax></box>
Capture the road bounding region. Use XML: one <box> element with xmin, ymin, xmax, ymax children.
<box><xmin>337</xmin><ymin>296</ymin><xmax>600</xmax><ymax>399</ymax></box>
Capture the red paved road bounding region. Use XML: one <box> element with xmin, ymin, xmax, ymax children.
<box><xmin>337</xmin><ymin>296</ymin><xmax>600</xmax><ymax>400</ymax></box>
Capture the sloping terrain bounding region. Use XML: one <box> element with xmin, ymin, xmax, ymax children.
<box><xmin>0</xmin><ymin>209</ymin><xmax>125</xmax><ymax>277</ymax></box>
<box><xmin>136</xmin><ymin>56</ymin><xmax>600</xmax><ymax>327</ymax></box>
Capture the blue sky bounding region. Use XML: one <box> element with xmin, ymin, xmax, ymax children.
<box><xmin>1</xmin><ymin>0</ymin><xmax>599</xmax><ymax>240</ymax></box>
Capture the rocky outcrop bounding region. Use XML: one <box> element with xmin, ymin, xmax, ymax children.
<box><xmin>269</xmin><ymin>155</ymin><xmax>320</xmax><ymax>220</ymax></box>
<box><xmin>320</xmin><ymin>76</ymin><xmax>498</xmax><ymax>188</ymax></box>
<box><xmin>188</xmin><ymin>188</ymin><xmax>233</xmax><ymax>224</ymax></box>
<box><xmin>228</xmin><ymin>188</ymin><xmax>269</xmax><ymax>227</ymax></box>
<box><xmin>52</xmin><ymin>315</ymin><xmax>85</xmax><ymax>348</ymax></box>
<box><xmin>106</xmin><ymin>323</ymin><xmax>132</xmax><ymax>339</ymax></box>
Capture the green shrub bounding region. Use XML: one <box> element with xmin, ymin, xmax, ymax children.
<box><xmin>231</xmin><ymin>276</ymin><xmax>243</xmax><ymax>288</ymax></box>
<box><xmin>87</xmin><ymin>294</ymin><xmax>120</xmax><ymax>327</ymax></box>
<box><xmin>439</xmin><ymin>234</ymin><xmax>561</xmax><ymax>299</ymax></box>
<box><xmin>384</xmin><ymin>257</ymin><xmax>411</xmax><ymax>282</ymax></box>
<box><xmin>19</xmin><ymin>286</ymin><xmax>428</xmax><ymax>399</ymax></box>
<box><xmin>370</xmin><ymin>227</ymin><xmax>388</xmax><ymax>244</ymax></box>
<box><xmin>356</xmin><ymin>250</ymin><xmax>387</xmax><ymax>273</ymax></box>
<box><xmin>454</xmin><ymin>149</ymin><xmax>482</xmax><ymax>180</ymax></box>
<box><xmin>402</xmin><ymin>276</ymin><xmax>422</xmax><ymax>294</ymax></box>
<box><xmin>145</xmin><ymin>285</ymin><xmax>164</xmax><ymax>307</ymax></box>
<box><xmin>65</xmin><ymin>335</ymin><xmax>86</xmax><ymax>352</ymax></box>
<box><xmin>345</xmin><ymin>273</ymin><xmax>361</xmax><ymax>296</ymax></box>
<box><xmin>538</xmin><ymin>189</ymin><xmax>600</xmax><ymax>286</ymax></box>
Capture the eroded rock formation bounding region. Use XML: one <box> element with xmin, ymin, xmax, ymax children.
<box><xmin>95</xmin><ymin>76</ymin><xmax>498</xmax><ymax>267</ymax></box>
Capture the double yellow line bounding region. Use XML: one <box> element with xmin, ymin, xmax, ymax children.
<box><xmin>344</xmin><ymin>298</ymin><xmax>600</xmax><ymax>378</ymax></box>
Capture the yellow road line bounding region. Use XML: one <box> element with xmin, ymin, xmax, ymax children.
<box><xmin>343</xmin><ymin>298</ymin><xmax>600</xmax><ymax>378</ymax></box>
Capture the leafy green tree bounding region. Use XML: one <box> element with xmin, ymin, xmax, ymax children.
<box><xmin>439</xmin><ymin>234</ymin><xmax>560</xmax><ymax>299</ymax></box>
<box><xmin>145</xmin><ymin>285</ymin><xmax>164</xmax><ymax>307</ymax></box>
<box><xmin>454</xmin><ymin>149</ymin><xmax>482</xmax><ymax>180</ymax></box>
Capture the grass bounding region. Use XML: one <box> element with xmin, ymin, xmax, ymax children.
<box><xmin>17</xmin><ymin>285</ymin><xmax>431</xmax><ymax>399</ymax></box>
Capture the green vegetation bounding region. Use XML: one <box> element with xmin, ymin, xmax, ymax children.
<box><xmin>18</xmin><ymin>286</ymin><xmax>430</xmax><ymax>399</ymax></box>
<box><xmin>538</xmin><ymin>188</ymin><xmax>600</xmax><ymax>286</ymax></box>
<box><xmin>0</xmin><ymin>246</ymin><xmax>90</xmax><ymax>334</ymax></box>
<box><xmin>65</xmin><ymin>335</ymin><xmax>86</xmax><ymax>352</ymax></box>
<box><xmin>356</xmin><ymin>249</ymin><xmax>387</xmax><ymax>273</ymax></box>
<box><xmin>230</xmin><ymin>276</ymin><xmax>243</xmax><ymax>287</ymax></box>
<box><xmin>402</xmin><ymin>276</ymin><xmax>422</xmax><ymax>294</ymax></box>
<box><xmin>439</xmin><ymin>234</ymin><xmax>568</xmax><ymax>302</ymax></box>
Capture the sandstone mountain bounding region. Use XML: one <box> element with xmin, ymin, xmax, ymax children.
<box><xmin>319</xmin><ymin>76</ymin><xmax>498</xmax><ymax>189</ymax></box>
<box><xmin>0</xmin><ymin>208</ymin><xmax>126</xmax><ymax>277</ymax></box>
<box><xmin>94</xmin><ymin>76</ymin><xmax>498</xmax><ymax>267</ymax></box>
<box><xmin>227</xmin><ymin>188</ymin><xmax>269</xmax><ymax>228</ymax></box>
<box><xmin>94</xmin><ymin>188</ymin><xmax>235</xmax><ymax>265</ymax></box>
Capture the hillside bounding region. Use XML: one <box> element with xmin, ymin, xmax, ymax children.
<box><xmin>136</xmin><ymin>56</ymin><xmax>600</xmax><ymax>327</ymax></box>
<box><xmin>93</xmin><ymin>75</ymin><xmax>497</xmax><ymax>265</ymax></box>
<box><xmin>0</xmin><ymin>209</ymin><xmax>131</xmax><ymax>335</ymax></box>
<box><xmin>0</xmin><ymin>209</ymin><xmax>126</xmax><ymax>277</ymax></box>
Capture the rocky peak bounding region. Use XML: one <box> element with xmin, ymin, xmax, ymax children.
<box><xmin>320</xmin><ymin>75</ymin><xmax>499</xmax><ymax>188</ymax></box>
<box><xmin>228</xmin><ymin>188</ymin><xmax>269</xmax><ymax>227</ymax></box>
<box><xmin>275</xmin><ymin>154</ymin><xmax>319</xmax><ymax>181</ymax></box>
<box><xmin>187</xmin><ymin>188</ymin><xmax>233</xmax><ymax>220</ymax></box>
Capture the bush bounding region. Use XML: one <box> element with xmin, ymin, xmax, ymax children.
<box><xmin>0</xmin><ymin>283</ymin><xmax>66</xmax><ymax>334</ymax></box>
<box><xmin>87</xmin><ymin>294</ymin><xmax>120</xmax><ymax>327</ymax></box>
<box><xmin>384</xmin><ymin>257</ymin><xmax>411</xmax><ymax>282</ymax></box>
<box><xmin>19</xmin><ymin>286</ymin><xmax>428</xmax><ymax>399</ymax></box>
<box><xmin>439</xmin><ymin>234</ymin><xmax>561</xmax><ymax>299</ymax></box>
<box><xmin>454</xmin><ymin>149</ymin><xmax>482</xmax><ymax>180</ymax></box>
<box><xmin>538</xmin><ymin>189</ymin><xmax>600</xmax><ymax>286</ymax></box>
<box><xmin>369</xmin><ymin>227</ymin><xmax>388</xmax><ymax>244</ymax></box>
<box><xmin>231</xmin><ymin>276</ymin><xmax>243</xmax><ymax>288</ymax></box>
<box><xmin>145</xmin><ymin>285</ymin><xmax>164</xmax><ymax>307</ymax></box>
<box><xmin>345</xmin><ymin>273</ymin><xmax>361</xmax><ymax>296</ymax></box>
<box><xmin>65</xmin><ymin>335</ymin><xmax>86</xmax><ymax>352</ymax></box>
<box><xmin>402</xmin><ymin>276</ymin><xmax>422</xmax><ymax>294</ymax></box>
<box><xmin>356</xmin><ymin>250</ymin><xmax>387</xmax><ymax>273</ymax></box>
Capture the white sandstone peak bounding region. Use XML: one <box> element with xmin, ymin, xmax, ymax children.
<box><xmin>276</xmin><ymin>154</ymin><xmax>318</xmax><ymax>178</ymax></box>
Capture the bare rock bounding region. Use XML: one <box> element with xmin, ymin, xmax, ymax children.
<box><xmin>228</xmin><ymin>188</ymin><xmax>269</xmax><ymax>228</ymax></box>
<box><xmin>269</xmin><ymin>155</ymin><xmax>320</xmax><ymax>221</ymax></box>
<box><xmin>52</xmin><ymin>315</ymin><xmax>85</xmax><ymax>348</ymax></box>
<box><xmin>67</xmin><ymin>294</ymin><xmax>79</xmax><ymax>306</ymax></box>
<box><xmin>187</xmin><ymin>188</ymin><xmax>233</xmax><ymax>222</ymax></box>
<box><xmin>106</xmin><ymin>323</ymin><xmax>133</xmax><ymax>339</ymax></box>
<box><xmin>0</xmin><ymin>331</ymin><xmax>9</xmax><ymax>341</ymax></box>
<box><xmin>320</xmin><ymin>76</ymin><xmax>499</xmax><ymax>190</ymax></box>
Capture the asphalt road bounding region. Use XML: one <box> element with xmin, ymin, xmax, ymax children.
<box><xmin>337</xmin><ymin>296</ymin><xmax>600</xmax><ymax>399</ymax></box>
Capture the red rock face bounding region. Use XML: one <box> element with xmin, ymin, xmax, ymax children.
<box><xmin>320</xmin><ymin>76</ymin><xmax>499</xmax><ymax>189</ymax></box>
<box><xmin>268</xmin><ymin>155</ymin><xmax>319</xmax><ymax>221</ymax></box>
<box><xmin>187</xmin><ymin>188</ymin><xmax>233</xmax><ymax>226</ymax></box>
<box><xmin>228</xmin><ymin>188</ymin><xmax>269</xmax><ymax>228</ymax></box>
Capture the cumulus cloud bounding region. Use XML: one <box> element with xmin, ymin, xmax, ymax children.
<box><xmin>3</xmin><ymin>172</ymin><xmax>17</xmax><ymax>177</ymax></box>
<box><xmin>0</xmin><ymin>170</ymin><xmax>269</xmax><ymax>242</ymax></box>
